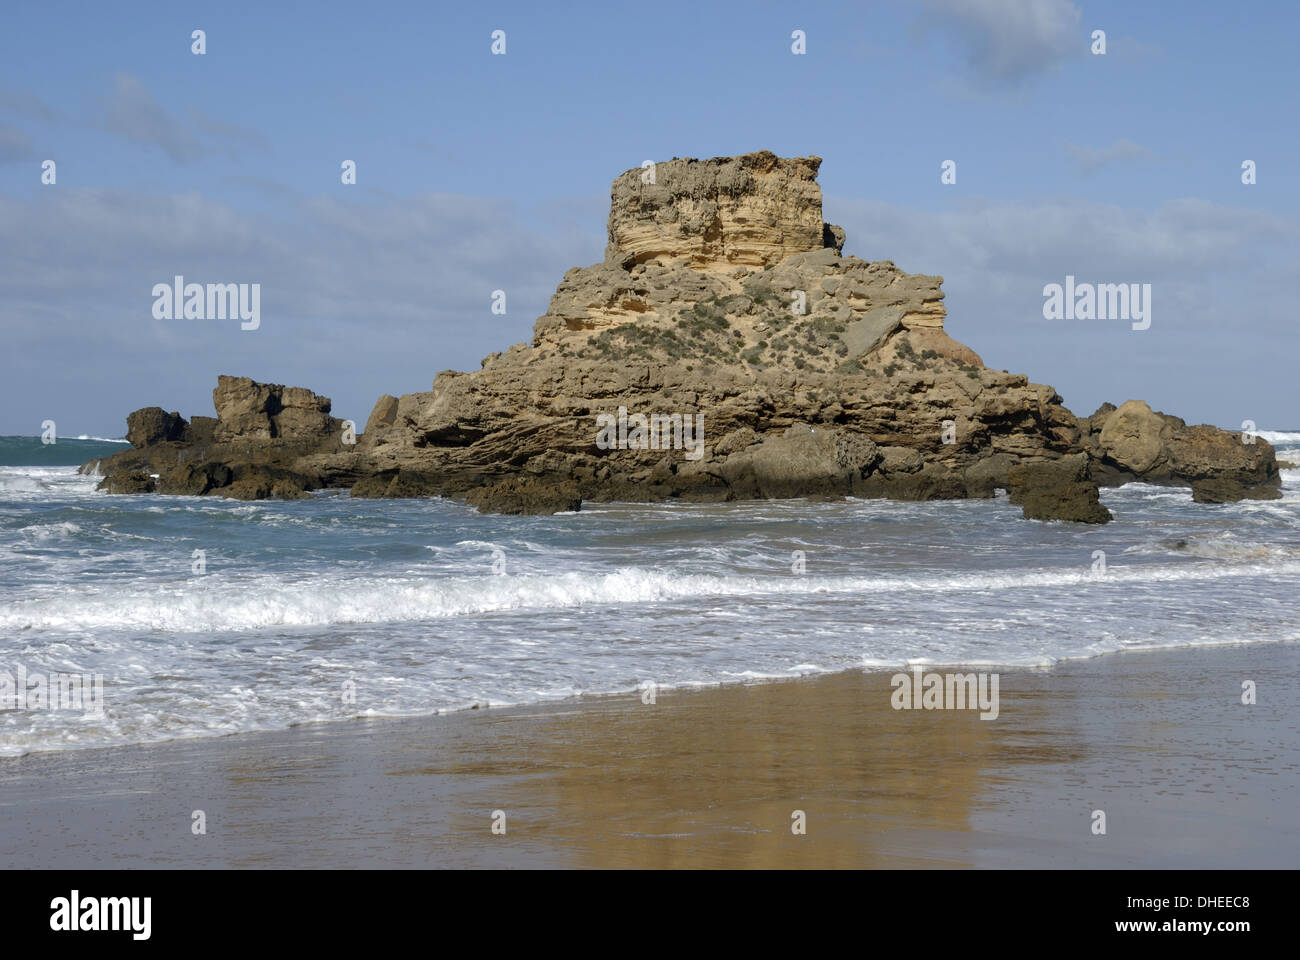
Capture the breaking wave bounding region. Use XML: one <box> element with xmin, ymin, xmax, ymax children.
<box><xmin>5</xmin><ymin>559</ymin><xmax>1300</xmax><ymax>634</ymax></box>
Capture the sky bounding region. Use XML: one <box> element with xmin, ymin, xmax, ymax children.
<box><xmin>1</xmin><ymin>0</ymin><xmax>1297</xmax><ymax>436</ymax></box>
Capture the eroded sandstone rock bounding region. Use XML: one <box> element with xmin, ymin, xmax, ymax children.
<box><xmin>718</xmin><ymin>423</ymin><xmax>880</xmax><ymax>499</ymax></box>
<box><xmin>1083</xmin><ymin>399</ymin><xmax>1280</xmax><ymax>500</ymax></box>
<box><xmin>212</xmin><ymin>376</ymin><xmax>340</xmax><ymax>443</ymax></box>
<box><xmin>83</xmin><ymin>152</ymin><xmax>1279</xmax><ymax>518</ymax></box>
<box><xmin>1098</xmin><ymin>399</ymin><xmax>1168</xmax><ymax>474</ymax></box>
<box><xmin>606</xmin><ymin>152</ymin><xmax>826</xmax><ymax>269</ymax></box>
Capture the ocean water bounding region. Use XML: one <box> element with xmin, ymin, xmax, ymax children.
<box><xmin>1</xmin><ymin>432</ymin><xmax>1298</xmax><ymax>757</ymax></box>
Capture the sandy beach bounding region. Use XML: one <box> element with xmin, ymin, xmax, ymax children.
<box><xmin>1</xmin><ymin>640</ymin><xmax>1295</xmax><ymax>869</ymax></box>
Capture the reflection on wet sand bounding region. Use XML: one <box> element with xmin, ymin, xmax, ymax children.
<box><xmin>1</xmin><ymin>642</ymin><xmax>1295</xmax><ymax>868</ymax></box>
<box><xmin>426</xmin><ymin>671</ymin><xmax>1041</xmax><ymax>868</ymax></box>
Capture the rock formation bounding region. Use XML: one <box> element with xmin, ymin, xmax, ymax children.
<box><xmin>86</xmin><ymin>376</ymin><xmax>349</xmax><ymax>500</ymax></box>
<box><xmin>1081</xmin><ymin>399</ymin><xmax>1278</xmax><ymax>503</ymax></box>
<box><xmin>84</xmin><ymin>151</ymin><xmax>1282</xmax><ymax>520</ymax></box>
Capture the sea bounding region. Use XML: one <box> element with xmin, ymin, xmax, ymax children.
<box><xmin>1</xmin><ymin>431</ymin><xmax>1298</xmax><ymax>757</ymax></box>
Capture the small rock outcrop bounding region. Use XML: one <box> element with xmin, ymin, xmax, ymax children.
<box><xmin>93</xmin><ymin>379</ymin><xmax>349</xmax><ymax>499</ymax></box>
<box><xmin>465</xmin><ymin>477</ymin><xmax>583</xmax><ymax>515</ymax></box>
<box><xmin>1080</xmin><ymin>399</ymin><xmax>1280</xmax><ymax>503</ymax></box>
<box><xmin>84</xmin><ymin>152</ymin><xmax>1282</xmax><ymax>520</ymax></box>
<box><xmin>125</xmin><ymin>407</ymin><xmax>188</xmax><ymax>448</ymax></box>
<box><xmin>1008</xmin><ymin>454</ymin><xmax>1111</xmax><ymax>524</ymax></box>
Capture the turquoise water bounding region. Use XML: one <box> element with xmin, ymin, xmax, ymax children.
<box><xmin>0</xmin><ymin>435</ymin><xmax>129</xmax><ymax>467</ymax></box>
<box><xmin>1</xmin><ymin>432</ymin><xmax>1298</xmax><ymax>756</ymax></box>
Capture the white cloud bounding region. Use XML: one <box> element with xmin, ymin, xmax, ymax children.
<box><xmin>913</xmin><ymin>0</ymin><xmax>1083</xmax><ymax>85</ymax></box>
<box><xmin>0</xmin><ymin>186</ymin><xmax>603</xmax><ymax>434</ymax></box>
<box><xmin>0</xmin><ymin>123</ymin><xmax>33</xmax><ymax>165</ymax></box>
<box><xmin>828</xmin><ymin>192</ymin><xmax>1297</xmax><ymax>425</ymax></box>
<box><xmin>1065</xmin><ymin>139</ymin><xmax>1154</xmax><ymax>175</ymax></box>
<box><xmin>100</xmin><ymin>73</ymin><xmax>207</xmax><ymax>162</ymax></box>
<box><xmin>0</xmin><ymin>86</ymin><xmax>63</xmax><ymax>124</ymax></box>
<box><xmin>98</xmin><ymin>74</ymin><xmax>272</xmax><ymax>163</ymax></box>
<box><xmin>188</xmin><ymin>107</ymin><xmax>269</xmax><ymax>153</ymax></box>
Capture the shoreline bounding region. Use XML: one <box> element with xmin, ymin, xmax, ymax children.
<box><xmin>2</xmin><ymin>639</ymin><xmax>1296</xmax><ymax>868</ymax></box>
<box><xmin>4</xmin><ymin>629</ymin><xmax>1296</xmax><ymax>763</ymax></box>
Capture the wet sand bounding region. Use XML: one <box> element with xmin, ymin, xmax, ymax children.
<box><xmin>1</xmin><ymin>641</ymin><xmax>1297</xmax><ymax>868</ymax></box>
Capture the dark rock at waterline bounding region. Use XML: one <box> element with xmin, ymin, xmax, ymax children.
<box><xmin>1008</xmin><ymin>454</ymin><xmax>1112</xmax><ymax>524</ymax></box>
<box><xmin>1188</xmin><ymin>476</ymin><xmax>1280</xmax><ymax>504</ymax></box>
<box><xmin>465</xmin><ymin>477</ymin><xmax>582</xmax><ymax>515</ymax></box>
<box><xmin>350</xmin><ymin>470</ymin><xmax>445</xmax><ymax>499</ymax></box>
<box><xmin>157</xmin><ymin>462</ymin><xmax>232</xmax><ymax>495</ymax></box>
<box><xmin>97</xmin><ymin>471</ymin><xmax>156</xmax><ymax>494</ymax></box>
<box><xmin>963</xmin><ymin>452</ymin><xmax>1017</xmax><ymax>498</ymax></box>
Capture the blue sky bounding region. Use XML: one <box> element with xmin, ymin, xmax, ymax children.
<box><xmin>2</xmin><ymin>0</ymin><xmax>1297</xmax><ymax>435</ymax></box>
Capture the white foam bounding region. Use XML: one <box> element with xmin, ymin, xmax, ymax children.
<box><xmin>2</xmin><ymin>457</ymin><xmax>1298</xmax><ymax>758</ymax></box>
<box><xmin>1123</xmin><ymin>532</ymin><xmax>1297</xmax><ymax>561</ymax></box>
<box><xmin>0</xmin><ymin>466</ymin><xmax>102</xmax><ymax>497</ymax></box>
<box><xmin>4</xmin><ymin>559</ymin><xmax>1299</xmax><ymax>634</ymax></box>
<box><xmin>17</xmin><ymin>521</ymin><xmax>83</xmax><ymax>542</ymax></box>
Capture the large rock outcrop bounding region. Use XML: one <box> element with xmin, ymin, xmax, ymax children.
<box><xmin>84</xmin><ymin>151</ymin><xmax>1282</xmax><ymax>519</ymax></box>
